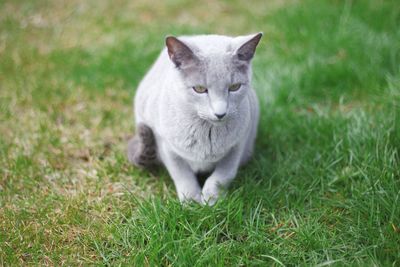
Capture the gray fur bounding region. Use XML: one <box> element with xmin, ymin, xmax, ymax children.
<box><xmin>127</xmin><ymin>123</ymin><xmax>157</xmax><ymax>168</ymax></box>
<box><xmin>129</xmin><ymin>33</ymin><xmax>262</xmax><ymax>205</ymax></box>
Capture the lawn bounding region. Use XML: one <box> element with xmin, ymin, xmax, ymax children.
<box><xmin>1</xmin><ymin>0</ymin><xmax>399</xmax><ymax>265</ymax></box>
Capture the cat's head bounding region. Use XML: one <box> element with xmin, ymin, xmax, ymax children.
<box><xmin>165</xmin><ymin>33</ymin><xmax>262</xmax><ymax>124</ymax></box>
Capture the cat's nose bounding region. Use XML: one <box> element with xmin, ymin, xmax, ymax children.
<box><xmin>215</xmin><ymin>113</ymin><xmax>226</xmax><ymax>120</ymax></box>
<box><xmin>211</xmin><ymin>99</ymin><xmax>227</xmax><ymax>119</ymax></box>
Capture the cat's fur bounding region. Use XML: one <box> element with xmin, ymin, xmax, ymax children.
<box><xmin>128</xmin><ymin>33</ymin><xmax>262</xmax><ymax>205</ymax></box>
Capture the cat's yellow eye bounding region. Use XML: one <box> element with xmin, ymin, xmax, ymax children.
<box><xmin>228</xmin><ymin>83</ymin><xmax>241</xmax><ymax>92</ymax></box>
<box><xmin>192</xmin><ymin>85</ymin><xmax>208</xmax><ymax>94</ymax></box>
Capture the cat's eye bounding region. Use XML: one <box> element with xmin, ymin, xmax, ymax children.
<box><xmin>192</xmin><ymin>85</ymin><xmax>208</xmax><ymax>94</ymax></box>
<box><xmin>228</xmin><ymin>83</ymin><xmax>241</xmax><ymax>92</ymax></box>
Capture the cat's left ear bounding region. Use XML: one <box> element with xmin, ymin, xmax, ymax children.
<box><xmin>234</xmin><ymin>32</ymin><xmax>263</xmax><ymax>61</ymax></box>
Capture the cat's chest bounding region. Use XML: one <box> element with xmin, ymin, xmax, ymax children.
<box><xmin>163</xmin><ymin>118</ymin><xmax>247</xmax><ymax>162</ymax></box>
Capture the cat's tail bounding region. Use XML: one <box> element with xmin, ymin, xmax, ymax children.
<box><xmin>127</xmin><ymin>123</ymin><xmax>157</xmax><ymax>168</ymax></box>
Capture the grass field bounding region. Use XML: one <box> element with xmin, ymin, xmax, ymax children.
<box><xmin>1</xmin><ymin>0</ymin><xmax>400</xmax><ymax>265</ymax></box>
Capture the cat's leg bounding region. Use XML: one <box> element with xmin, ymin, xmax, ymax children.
<box><xmin>127</xmin><ymin>123</ymin><xmax>157</xmax><ymax>168</ymax></box>
<box><xmin>240</xmin><ymin>90</ymin><xmax>259</xmax><ymax>166</ymax></box>
<box><xmin>202</xmin><ymin>146</ymin><xmax>242</xmax><ymax>205</ymax></box>
<box><xmin>240</xmin><ymin>125</ymin><xmax>257</xmax><ymax>166</ymax></box>
<box><xmin>160</xmin><ymin>146</ymin><xmax>202</xmax><ymax>203</ymax></box>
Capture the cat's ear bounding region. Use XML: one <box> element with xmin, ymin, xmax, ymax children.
<box><xmin>234</xmin><ymin>32</ymin><xmax>263</xmax><ymax>61</ymax></box>
<box><xmin>165</xmin><ymin>36</ymin><xmax>198</xmax><ymax>68</ymax></box>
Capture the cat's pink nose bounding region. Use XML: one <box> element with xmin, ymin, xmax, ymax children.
<box><xmin>215</xmin><ymin>113</ymin><xmax>226</xmax><ymax>119</ymax></box>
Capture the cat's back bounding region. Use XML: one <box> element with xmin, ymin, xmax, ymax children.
<box><xmin>134</xmin><ymin>48</ymin><xmax>171</xmax><ymax>125</ymax></box>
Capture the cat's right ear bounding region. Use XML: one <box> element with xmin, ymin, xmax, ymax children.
<box><xmin>234</xmin><ymin>32</ymin><xmax>263</xmax><ymax>62</ymax></box>
<box><xmin>165</xmin><ymin>36</ymin><xmax>197</xmax><ymax>68</ymax></box>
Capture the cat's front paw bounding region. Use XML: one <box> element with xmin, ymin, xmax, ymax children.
<box><xmin>201</xmin><ymin>181</ymin><xmax>222</xmax><ymax>206</ymax></box>
<box><xmin>177</xmin><ymin>189</ymin><xmax>202</xmax><ymax>204</ymax></box>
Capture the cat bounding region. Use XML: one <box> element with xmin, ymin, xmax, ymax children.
<box><xmin>128</xmin><ymin>33</ymin><xmax>262</xmax><ymax>205</ymax></box>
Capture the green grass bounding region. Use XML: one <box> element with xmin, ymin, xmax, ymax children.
<box><xmin>1</xmin><ymin>0</ymin><xmax>399</xmax><ymax>265</ymax></box>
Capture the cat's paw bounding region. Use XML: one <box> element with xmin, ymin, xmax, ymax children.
<box><xmin>177</xmin><ymin>189</ymin><xmax>202</xmax><ymax>204</ymax></box>
<box><xmin>201</xmin><ymin>181</ymin><xmax>222</xmax><ymax>206</ymax></box>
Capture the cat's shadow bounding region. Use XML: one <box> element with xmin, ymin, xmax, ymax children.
<box><xmin>148</xmin><ymin>165</ymin><xmax>212</xmax><ymax>188</ymax></box>
<box><xmin>196</xmin><ymin>171</ymin><xmax>213</xmax><ymax>188</ymax></box>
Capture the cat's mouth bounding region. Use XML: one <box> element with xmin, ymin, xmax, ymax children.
<box><xmin>207</xmin><ymin>117</ymin><xmax>228</xmax><ymax>125</ymax></box>
<box><xmin>198</xmin><ymin>113</ymin><xmax>228</xmax><ymax>125</ymax></box>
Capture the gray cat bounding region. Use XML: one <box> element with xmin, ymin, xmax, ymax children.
<box><xmin>128</xmin><ymin>33</ymin><xmax>262</xmax><ymax>205</ymax></box>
